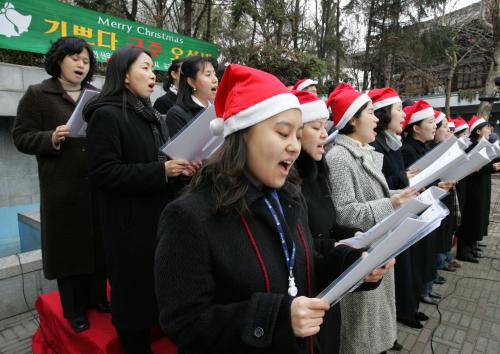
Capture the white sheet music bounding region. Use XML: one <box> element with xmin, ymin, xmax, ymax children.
<box><xmin>409</xmin><ymin>142</ymin><xmax>466</xmax><ymax>190</ymax></box>
<box><xmin>467</xmin><ymin>137</ymin><xmax>492</xmax><ymax>157</ymax></box>
<box><xmin>494</xmin><ymin>140</ymin><xmax>500</xmax><ymax>157</ymax></box>
<box><xmin>66</xmin><ymin>89</ymin><xmax>100</xmax><ymax>137</ymax></box>
<box><xmin>440</xmin><ymin>148</ymin><xmax>492</xmax><ymax>182</ymax></box>
<box><xmin>161</xmin><ymin>105</ymin><xmax>224</xmax><ymax>161</ymax></box>
<box><xmin>339</xmin><ymin>186</ymin><xmax>448</xmax><ymax>249</ymax></box>
<box><xmin>408</xmin><ymin>135</ymin><xmax>461</xmax><ymax>172</ymax></box>
<box><xmin>318</xmin><ymin>202</ymin><xmax>449</xmax><ymax>306</ymax></box>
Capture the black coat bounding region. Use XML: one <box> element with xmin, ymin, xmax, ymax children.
<box><xmin>295</xmin><ymin>152</ymin><xmax>358</xmax><ymax>354</ymax></box>
<box><xmin>427</xmin><ymin>141</ymin><xmax>457</xmax><ymax>253</ymax></box>
<box><xmin>153</xmin><ymin>89</ymin><xmax>177</xmax><ymax>115</ymax></box>
<box><xmin>165</xmin><ymin>98</ymin><xmax>205</xmax><ymax>197</ymax></box>
<box><xmin>402</xmin><ymin>135</ymin><xmax>437</xmax><ymax>295</ymax></box>
<box><xmin>372</xmin><ymin>134</ymin><xmax>417</xmax><ymax>318</ymax></box>
<box><xmin>372</xmin><ymin>133</ymin><xmax>409</xmax><ymax>190</ymax></box>
<box><xmin>165</xmin><ymin>98</ymin><xmax>204</xmax><ymax>137</ymax></box>
<box><xmin>456</xmin><ymin>141</ymin><xmax>498</xmax><ymax>242</ymax></box>
<box><xmin>12</xmin><ymin>78</ymin><xmax>104</xmax><ymax>280</ymax></box>
<box><xmin>85</xmin><ymin>98</ymin><xmax>172</xmax><ymax>331</ymax></box>
<box><xmin>155</xmin><ymin>182</ymin><xmax>364</xmax><ymax>354</ymax></box>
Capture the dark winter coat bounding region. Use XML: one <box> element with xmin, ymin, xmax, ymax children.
<box><xmin>85</xmin><ymin>97</ymin><xmax>172</xmax><ymax>331</ymax></box>
<box><xmin>153</xmin><ymin>89</ymin><xmax>177</xmax><ymax>115</ymax></box>
<box><xmin>427</xmin><ymin>141</ymin><xmax>458</xmax><ymax>253</ymax></box>
<box><xmin>372</xmin><ymin>133</ymin><xmax>409</xmax><ymax>190</ymax></box>
<box><xmin>402</xmin><ymin>135</ymin><xmax>437</xmax><ymax>296</ymax></box>
<box><xmin>372</xmin><ymin>133</ymin><xmax>417</xmax><ymax>319</ymax></box>
<box><xmin>155</xmin><ymin>182</ymin><xmax>364</xmax><ymax>354</ymax></box>
<box><xmin>165</xmin><ymin>98</ymin><xmax>204</xmax><ymax>137</ymax></box>
<box><xmin>295</xmin><ymin>151</ymin><xmax>365</xmax><ymax>354</ymax></box>
<box><xmin>12</xmin><ymin>77</ymin><xmax>104</xmax><ymax>280</ymax></box>
<box><xmin>456</xmin><ymin>141</ymin><xmax>499</xmax><ymax>242</ymax></box>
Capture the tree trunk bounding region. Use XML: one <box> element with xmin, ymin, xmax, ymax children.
<box><xmin>184</xmin><ymin>0</ymin><xmax>193</xmax><ymax>36</ymax></box>
<box><xmin>445</xmin><ymin>51</ymin><xmax>457</xmax><ymax>117</ymax></box>
<box><xmin>292</xmin><ymin>0</ymin><xmax>300</xmax><ymax>49</ymax></box>
<box><xmin>121</xmin><ymin>0</ymin><xmax>138</xmax><ymax>21</ymax></box>
<box><xmin>477</xmin><ymin>0</ymin><xmax>500</xmax><ymax>120</ymax></box>
<box><xmin>335</xmin><ymin>0</ymin><xmax>341</xmax><ymax>82</ymax></box>
<box><xmin>205</xmin><ymin>0</ymin><xmax>212</xmax><ymax>41</ymax></box>
<box><xmin>251</xmin><ymin>0</ymin><xmax>258</xmax><ymax>47</ymax></box>
<box><xmin>362</xmin><ymin>0</ymin><xmax>376</xmax><ymax>90</ymax></box>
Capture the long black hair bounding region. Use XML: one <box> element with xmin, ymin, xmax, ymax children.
<box><xmin>44</xmin><ymin>36</ymin><xmax>96</xmax><ymax>84</ymax></box>
<box><xmin>99</xmin><ymin>46</ymin><xmax>152</xmax><ymax>98</ymax></box>
<box><xmin>83</xmin><ymin>47</ymin><xmax>153</xmax><ymax>123</ymax></box>
<box><xmin>163</xmin><ymin>58</ymin><xmax>184</xmax><ymax>91</ymax></box>
<box><xmin>177</xmin><ymin>56</ymin><xmax>218</xmax><ymax>107</ymax></box>
<box><xmin>188</xmin><ymin>130</ymin><xmax>301</xmax><ymax>215</ymax></box>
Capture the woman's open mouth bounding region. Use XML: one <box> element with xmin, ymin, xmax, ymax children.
<box><xmin>278</xmin><ymin>160</ymin><xmax>293</xmax><ymax>174</ymax></box>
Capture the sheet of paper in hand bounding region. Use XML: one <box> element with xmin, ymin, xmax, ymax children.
<box><xmin>67</xmin><ymin>89</ymin><xmax>100</xmax><ymax>137</ymax></box>
<box><xmin>161</xmin><ymin>105</ymin><xmax>224</xmax><ymax>161</ymax></box>
<box><xmin>339</xmin><ymin>186</ymin><xmax>448</xmax><ymax>249</ymax></box>
<box><xmin>409</xmin><ymin>142</ymin><xmax>466</xmax><ymax>190</ymax></box>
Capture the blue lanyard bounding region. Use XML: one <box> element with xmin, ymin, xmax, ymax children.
<box><xmin>263</xmin><ymin>192</ymin><xmax>296</xmax><ymax>278</ymax></box>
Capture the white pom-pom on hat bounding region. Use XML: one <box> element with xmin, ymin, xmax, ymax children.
<box><xmin>210</xmin><ymin>117</ymin><xmax>225</xmax><ymax>136</ymax></box>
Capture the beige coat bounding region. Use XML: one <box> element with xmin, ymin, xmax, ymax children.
<box><xmin>325</xmin><ymin>134</ymin><xmax>397</xmax><ymax>354</ymax></box>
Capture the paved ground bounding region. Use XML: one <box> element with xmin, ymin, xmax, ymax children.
<box><xmin>397</xmin><ymin>176</ymin><xmax>500</xmax><ymax>354</ymax></box>
<box><xmin>1</xmin><ymin>177</ymin><xmax>499</xmax><ymax>354</ymax></box>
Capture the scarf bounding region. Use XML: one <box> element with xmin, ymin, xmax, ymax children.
<box><xmin>383</xmin><ymin>130</ymin><xmax>403</xmax><ymax>151</ymax></box>
<box><xmin>126</xmin><ymin>90</ymin><xmax>169</xmax><ymax>162</ymax></box>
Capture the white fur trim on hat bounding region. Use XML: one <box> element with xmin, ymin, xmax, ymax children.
<box><xmin>372</xmin><ymin>96</ymin><xmax>401</xmax><ymax>111</ymax></box>
<box><xmin>448</xmin><ymin>121</ymin><xmax>455</xmax><ymax>128</ymax></box>
<box><xmin>297</xmin><ymin>79</ymin><xmax>318</xmax><ymax>91</ymax></box>
<box><xmin>409</xmin><ymin>107</ymin><xmax>434</xmax><ymax>124</ymax></box>
<box><xmin>454</xmin><ymin>124</ymin><xmax>467</xmax><ymax>133</ymax></box>
<box><xmin>336</xmin><ymin>94</ymin><xmax>371</xmax><ymax>130</ymax></box>
<box><xmin>223</xmin><ymin>93</ymin><xmax>301</xmax><ymax>137</ymax></box>
<box><xmin>301</xmin><ymin>100</ymin><xmax>329</xmax><ymax>124</ymax></box>
<box><xmin>436</xmin><ymin>112</ymin><xmax>446</xmax><ymax>125</ymax></box>
<box><xmin>470</xmin><ymin>117</ymin><xmax>486</xmax><ymax>132</ymax></box>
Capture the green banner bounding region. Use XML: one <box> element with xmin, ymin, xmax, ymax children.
<box><xmin>0</xmin><ymin>0</ymin><xmax>218</xmax><ymax>71</ymax></box>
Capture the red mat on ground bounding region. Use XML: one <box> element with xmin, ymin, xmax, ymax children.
<box><xmin>32</xmin><ymin>291</ymin><xmax>177</xmax><ymax>354</ymax></box>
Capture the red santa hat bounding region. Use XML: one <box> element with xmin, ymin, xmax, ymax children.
<box><xmin>291</xmin><ymin>90</ymin><xmax>329</xmax><ymax>124</ymax></box>
<box><xmin>325</xmin><ymin>83</ymin><xmax>371</xmax><ymax>130</ymax></box>
<box><xmin>434</xmin><ymin>110</ymin><xmax>446</xmax><ymax>125</ymax></box>
<box><xmin>468</xmin><ymin>115</ymin><xmax>487</xmax><ymax>132</ymax></box>
<box><xmin>367</xmin><ymin>87</ymin><xmax>401</xmax><ymax>111</ymax></box>
<box><xmin>454</xmin><ymin>117</ymin><xmax>468</xmax><ymax>133</ymax></box>
<box><xmin>210</xmin><ymin>64</ymin><xmax>301</xmax><ymax>137</ymax></box>
<box><xmin>448</xmin><ymin>119</ymin><xmax>455</xmax><ymax>129</ymax></box>
<box><xmin>292</xmin><ymin>78</ymin><xmax>318</xmax><ymax>91</ymax></box>
<box><xmin>402</xmin><ymin>100</ymin><xmax>434</xmax><ymax>131</ymax></box>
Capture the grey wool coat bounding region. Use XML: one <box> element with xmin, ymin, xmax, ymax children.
<box><xmin>12</xmin><ymin>78</ymin><xmax>105</xmax><ymax>280</ymax></box>
<box><xmin>325</xmin><ymin>134</ymin><xmax>397</xmax><ymax>354</ymax></box>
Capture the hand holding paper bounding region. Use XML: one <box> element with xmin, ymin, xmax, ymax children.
<box><xmin>66</xmin><ymin>89</ymin><xmax>100</xmax><ymax>137</ymax></box>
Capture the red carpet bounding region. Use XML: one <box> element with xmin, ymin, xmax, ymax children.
<box><xmin>32</xmin><ymin>291</ymin><xmax>177</xmax><ymax>354</ymax></box>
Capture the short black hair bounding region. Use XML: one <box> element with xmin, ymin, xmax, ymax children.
<box><xmin>338</xmin><ymin>102</ymin><xmax>369</xmax><ymax>135</ymax></box>
<box><xmin>163</xmin><ymin>58</ymin><xmax>184</xmax><ymax>91</ymax></box>
<box><xmin>374</xmin><ymin>105</ymin><xmax>392</xmax><ymax>133</ymax></box>
<box><xmin>402</xmin><ymin>99</ymin><xmax>414</xmax><ymax>108</ymax></box>
<box><xmin>470</xmin><ymin>121</ymin><xmax>488</xmax><ymax>142</ymax></box>
<box><xmin>44</xmin><ymin>36</ymin><xmax>96</xmax><ymax>84</ymax></box>
<box><xmin>404</xmin><ymin>120</ymin><xmax>424</xmax><ymax>137</ymax></box>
